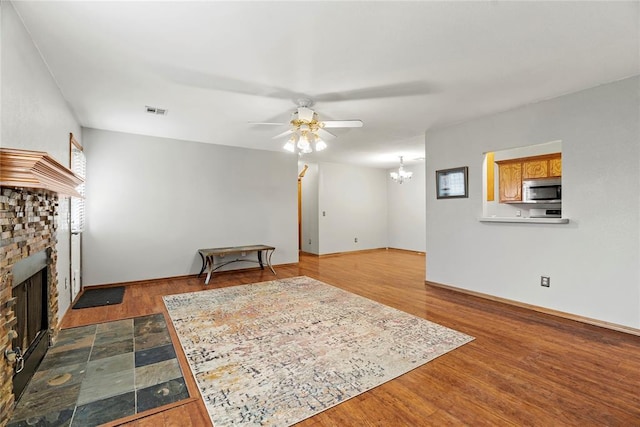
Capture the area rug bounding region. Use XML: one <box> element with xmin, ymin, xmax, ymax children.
<box><xmin>163</xmin><ymin>276</ymin><xmax>474</xmax><ymax>426</ymax></box>
<box><xmin>72</xmin><ymin>286</ymin><xmax>125</xmax><ymax>309</ymax></box>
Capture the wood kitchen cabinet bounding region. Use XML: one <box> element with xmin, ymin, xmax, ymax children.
<box><xmin>522</xmin><ymin>159</ymin><xmax>549</xmax><ymax>179</ymax></box>
<box><xmin>549</xmin><ymin>156</ymin><xmax>562</xmax><ymax>177</ymax></box>
<box><xmin>497</xmin><ymin>161</ymin><xmax>522</xmax><ymax>202</ymax></box>
<box><xmin>495</xmin><ymin>153</ymin><xmax>561</xmax><ymax>203</ymax></box>
<box><xmin>523</xmin><ymin>154</ymin><xmax>562</xmax><ymax>179</ymax></box>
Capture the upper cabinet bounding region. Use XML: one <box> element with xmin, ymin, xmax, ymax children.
<box><xmin>549</xmin><ymin>156</ymin><xmax>562</xmax><ymax>177</ymax></box>
<box><xmin>496</xmin><ymin>153</ymin><xmax>561</xmax><ymax>203</ymax></box>
<box><xmin>523</xmin><ymin>159</ymin><xmax>548</xmax><ymax>179</ymax></box>
<box><xmin>497</xmin><ymin>162</ymin><xmax>522</xmax><ymax>202</ymax></box>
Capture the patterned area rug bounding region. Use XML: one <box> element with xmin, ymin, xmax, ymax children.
<box><xmin>163</xmin><ymin>276</ymin><xmax>473</xmax><ymax>426</ymax></box>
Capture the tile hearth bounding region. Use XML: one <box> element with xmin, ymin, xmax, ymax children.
<box><xmin>8</xmin><ymin>313</ymin><xmax>189</xmax><ymax>427</ymax></box>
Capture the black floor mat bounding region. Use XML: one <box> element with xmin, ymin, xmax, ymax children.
<box><xmin>72</xmin><ymin>286</ymin><xmax>125</xmax><ymax>309</ymax></box>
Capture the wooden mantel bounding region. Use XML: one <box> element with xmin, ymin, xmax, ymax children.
<box><xmin>0</xmin><ymin>148</ymin><xmax>83</xmax><ymax>197</ymax></box>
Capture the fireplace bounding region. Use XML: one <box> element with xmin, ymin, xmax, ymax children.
<box><xmin>9</xmin><ymin>251</ymin><xmax>50</xmax><ymax>400</ymax></box>
<box><xmin>0</xmin><ymin>188</ymin><xmax>61</xmax><ymax>422</ymax></box>
<box><xmin>0</xmin><ymin>148</ymin><xmax>83</xmax><ymax>422</ymax></box>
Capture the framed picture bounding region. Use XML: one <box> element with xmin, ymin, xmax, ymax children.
<box><xmin>436</xmin><ymin>166</ymin><xmax>468</xmax><ymax>199</ymax></box>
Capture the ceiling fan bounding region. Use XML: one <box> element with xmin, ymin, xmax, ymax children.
<box><xmin>250</xmin><ymin>98</ymin><xmax>363</xmax><ymax>154</ymax></box>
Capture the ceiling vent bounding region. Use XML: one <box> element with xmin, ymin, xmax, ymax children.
<box><xmin>145</xmin><ymin>106</ymin><xmax>168</xmax><ymax>116</ymax></box>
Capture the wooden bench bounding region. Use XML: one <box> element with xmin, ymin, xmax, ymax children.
<box><xmin>197</xmin><ymin>245</ymin><xmax>276</xmax><ymax>285</ymax></box>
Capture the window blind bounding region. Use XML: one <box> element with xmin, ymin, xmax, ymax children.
<box><xmin>71</xmin><ymin>146</ymin><xmax>86</xmax><ymax>233</ymax></box>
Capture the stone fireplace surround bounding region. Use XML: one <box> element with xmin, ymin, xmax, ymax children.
<box><xmin>0</xmin><ymin>147</ymin><xmax>82</xmax><ymax>425</ymax></box>
<box><xmin>0</xmin><ymin>188</ymin><xmax>60</xmax><ymax>424</ymax></box>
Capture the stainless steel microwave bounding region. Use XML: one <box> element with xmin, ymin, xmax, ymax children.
<box><xmin>522</xmin><ymin>178</ymin><xmax>561</xmax><ymax>203</ymax></box>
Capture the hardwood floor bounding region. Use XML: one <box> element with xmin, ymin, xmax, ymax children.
<box><xmin>61</xmin><ymin>250</ymin><xmax>640</xmax><ymax>426</ymax></box>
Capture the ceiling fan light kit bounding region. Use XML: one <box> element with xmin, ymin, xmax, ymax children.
<box><xmin>390</xmin><ymin>156</ymin><xmax>413</xmax><ymax>184</ymax></box>
<box><xmin>254</xmin><ymin>98</ymin><xmax>363</xmax><ymax>154</ymax></box>
<box><xmin>283</xmin><ymin>131</ymin><xmax>327</xmax><ymax>154</ymax></box>
<box><xmin>315</xmin><ymin>139</ymin><xmax>327</xmax><ymax>151</ymax></box>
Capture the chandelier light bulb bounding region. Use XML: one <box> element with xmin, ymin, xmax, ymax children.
<box><xmin>390</xmin><ymin>156</ymin><xmax>413</xmax><ymax>184</ymax></box>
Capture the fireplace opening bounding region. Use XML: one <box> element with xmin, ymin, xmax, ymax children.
<box><xmin>10</xmin><ymin>251</ymin><xmax>50</xmax><ymax>400</ymax></box>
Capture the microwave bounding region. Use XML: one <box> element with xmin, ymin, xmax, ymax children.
<box><xmin>522</xmin><ymin>178</ymin><xmax>561</xmax><ymax>203</ymax></box>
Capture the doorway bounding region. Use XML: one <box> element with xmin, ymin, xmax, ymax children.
<box><xmin>298</xmin><ymin>164</ymin><xmax>308</xmax><ymax>250</ymax></box>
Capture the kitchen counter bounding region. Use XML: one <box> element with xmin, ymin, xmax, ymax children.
<box><xmin>478</xmin><ymin>217</ymin><xmax>570</xmax><ymax>224</ymax></box>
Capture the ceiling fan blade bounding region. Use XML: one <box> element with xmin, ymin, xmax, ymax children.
<box><xmin>318</xmin><ymin>128</ymin><xmax>336</xmax><ymax>140</ymax></box>
<box><xmin>313</xmin><ymin>81</ymin><xmax>436</xmax><ymax>102</ymax></box>
<box><xmin>248</xmin><ymin>122</ymin><xmax>286</xmax><ymax>126</ymax></box>
<box><xmin>272</xmin><ymin>129</ymin><xmax>294</xmax><ymax>139</ymax></box>
<box><xmin>322</xmin><ymin>120</ymin><xmax>363</xmax><ymax>128</ymax></box>
<box><xmin>157</xmin><ymin>63</ymin><xmax>308</xmax><ymax>101</ymax></box>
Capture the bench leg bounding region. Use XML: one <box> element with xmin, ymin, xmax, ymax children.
<box><xmin>257</xmin><ymin>250</ymin><xmax>265</xmax><ymax>269</ymax></box>
<box><xmin>198</xmin><ymin>252</ymin><xmax>207</xmax><ymax>277</ymax></box>
<box><xmin>266</xmin><ymin>249</ymin><xmax>276</xmax><ymax>275</ymax></box>
<box><xmin>204</xmin><ymin>255</ymin><xmax>213</xmax><ymax>285</ymax></box>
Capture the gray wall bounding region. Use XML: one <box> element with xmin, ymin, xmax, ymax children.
<box><xmin>301</xmin><ymin>161</ymin><xmax>426</xmax><ymax>255</ymax></box>
<box><xmin>425</xmin><ymin>76</ymin><xmax>640</xmax><ymax>328</ymax></box>
<box><xmin>387</xmin><ymin>162</ymin><xmax>426</xmax><ymax>252</ymax></box>
<box><xmin>82</xmin><ymin>128</ymin><xmax>298</xmax><ymax>285</ymax></box>
<box><xmin>317</xmin><ymin>162</ymin><xmax>388</xmax><ymax>254</ymax></box>
<box><xmin>2</xmin><ymin>2</ymin><xmax>81</xmax><ymax>316</ymax></box>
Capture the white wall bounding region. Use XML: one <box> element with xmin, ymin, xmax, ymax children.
<box><xmin>300</xmin><ymin>162</ymin><xmax>319</xmax><ymax>254</ymax></box>
<box><xmin>425</xmin><ymin>76</ymin><xmax>640</xmax><ymax>328</ymax></box>
<box><xmin>1</xmin><ymin>2</ymin><xmax>77</xmax><ymax>164</ymax></box>
<box><xmin>317</xmin><ymin>162</ymin><xmax>388</xmax><ymax>254</ymax></box>
<box><xmin>387</xmin><ymin>162</ymin><xmax>426</xmax><ymax>252</ymax></box>
<box><xmin>2</xmin><ymin>2</ymin><xmax>81</xmax><ymax>317</ymax></box>
<box><xmin>82</xmin><ymin>128</ymin><xmax>298</xmax><ymax>285</ymax></box>
<box><xmin>302</xmin><ymin>161</ymin><xmax>424</xmax><ymax>255</ymax></box>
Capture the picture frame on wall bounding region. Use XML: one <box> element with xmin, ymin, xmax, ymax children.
<box><xmin>436</xmin><ymin>166</ymin><xmax>469</xmax><ymax>199</ymax></box>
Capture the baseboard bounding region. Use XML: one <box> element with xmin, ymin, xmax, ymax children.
<box><xmin>330</xmin><ymin>248</ymin><xmax>388</xmax><ymax>257</ymax></box>
<box><xmin>385</xmin><ymin>247</ymin><xmax>426</xmax><ymax>256</ymax></box>
<box><xmin>299</xmin><ymin>251</ymin><xmax>319</xmax><ymax>257</ymax></box>
<box><xmin>83</xmin><ymin>263</ymin><xmax>293</xmax><ymax>288</ymax></box>
<box><xmin>83</xmin><ymin>274</ymin><xmax>199</xmax><ymax>289</ymax></box>
<box><xmin>425</xmin><ymin>280</ymin><xmax>640</xmax><ymax>337</ymax></box>
<box><xmin>303</xmin><ymin>247</ymin><xmax>422</xmax><ymax>258</ymax></box>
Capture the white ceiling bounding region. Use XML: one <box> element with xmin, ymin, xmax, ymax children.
<box><xmin>12</xmin><ymin>1</ymin><xmax>639</xmax><ymax>168</ymax></box>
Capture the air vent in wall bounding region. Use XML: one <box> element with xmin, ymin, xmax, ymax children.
<box><xmin>145</xmin><ymin>106</ymin><xmax>168</xmax><ymax>115</ymax></box>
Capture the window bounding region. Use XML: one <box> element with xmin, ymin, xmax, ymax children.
<box><xmin>70</xmin><ymin>134</ymin><xmax>86</xmax><ymax>233</ymax></box>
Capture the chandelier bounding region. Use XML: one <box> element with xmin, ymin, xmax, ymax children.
<box><xmin>282</xmin><ymin>108</ymin><xmax>328</xmax><ymax>154</ymax></box>
<box><xmin>390</xmin><ymin>156</ymin><xmax>413</xmax><ymax>184</ymax></box>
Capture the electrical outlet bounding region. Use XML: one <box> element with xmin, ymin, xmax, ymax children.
<box><xmin>541</xmin><ymin>276</ymin><xmax>550</xmax><ymax>287</ymax></box>
<box><xmin>308</xmin><ymin>239</ymin><xmax>311</xmax><ymax>245</ymax></box>
<box><xmin>354</xmin><ymin>237</ymin><xmax>358</xmax><ymax>243</ymax></box>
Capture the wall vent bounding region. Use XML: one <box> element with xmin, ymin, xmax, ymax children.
<box><xmin>145</xmin><ymin>106</ymin><xmax>168</xmax><ymax>115</ymax></box>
